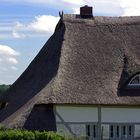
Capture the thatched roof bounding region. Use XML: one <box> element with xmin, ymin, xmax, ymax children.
<box><xmin>1</xmin><ymin>14</ymin><xmax>140</xmax><ymax>128</ymax></box>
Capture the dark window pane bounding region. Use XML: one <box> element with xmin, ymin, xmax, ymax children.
<box><xmin>123</xmin><ymin>126</ymin><xmax>126</xmax><ymax>135</ymax></box>
<box><xmin>93</xmin><ymin>125</ymin><xmax>96</xmax><ymax>138</ymax></box>
<box><xmin>129</xmin><ymin>126</ymin><xmax>132</xmax><ymax>136</ymax></box>
<box><xmin>122</xmin><ymin>126</ymin><xmax>127</xmax><ymax>138</ymax></box>
<box><xmin>116</xmin><ymin>125</ymin><xmax>120</xmax><ymax>137</ymax></box>
<box><xmin>130</xmin><ymin>76</ymin><xmax>139</xmax><ymax>84</ymax></box>
<box><xmin>110</xmin><ymin>125</ymin><xmax>114</xmax><ymax>138</ymax></box>
<box><xmin>86</xmin><ymin>125</ymin><xmax>90</xmax><ymax>137</ymax></box>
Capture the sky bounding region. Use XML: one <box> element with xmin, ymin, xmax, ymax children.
<box><xmin>0</xmin><ymin>0</ymin><xmax>140</xmax><ymax>84</ymax></box>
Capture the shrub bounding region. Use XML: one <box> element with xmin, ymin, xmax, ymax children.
<box><xmin>0</xmin><ymin>130</ymin><xmax>70</xmax><ymax>140</ymax></box>
<box><xmin>0</xmin><ymin>124</ymin><xmax>6</xmax><ymax>131</ymax></box>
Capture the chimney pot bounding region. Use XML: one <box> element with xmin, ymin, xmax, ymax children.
<box><xmin>80</xmin><ymin>5</ymin><xmax>93</xmax><ymax>18</ymax></box>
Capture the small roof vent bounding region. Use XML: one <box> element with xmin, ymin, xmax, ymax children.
<box><xmin>80</xmin><ymin>5</ymin><xmax>93</xmax><ymax>18</ymax></box>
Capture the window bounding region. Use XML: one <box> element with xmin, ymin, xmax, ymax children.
<box><xmin>87</xmin><ymin>125</ymin><xmax>90</xmax><ymax>137</ymax></box>
<box><xmin>86</xmin><ymin>124</ymin><xmax>98</xmax><ymax>139</ymax></box>
<box><xmin>128</xmin><ymin>74</ymin><xmax>140</xmax><ymax>86</ymax></box>
<box><xmin>122</xmin><ymin>125</ymin><xmax>127</xmax><ymax>138</ymax></box>
<box><xmin>109</xmin><ymin>124</ymin><xmax>134</xmax><ymax>139</ymax></box>
<box><xmin>128</xmin><ymin>125</ymin><xmax>134</xmax><ymax>139</ymax></box>
<box><xmin>116</xmin><ymin>125</ymin><xmax>121</xmax><ymax>138</ymax></box>
<box><xmin>110</xmin><ymin>125</ymin><xmax>121</xmax><ymax>138</ymax></box>
<box><xmin>0</xmin><ymin>102</ymin><xmax>8</xmax><ymax>110</ymax></box>
<box><xmin>110</xmin><ymin>125</ymin><xmax>114</xmax><ymax>138</ymax></box>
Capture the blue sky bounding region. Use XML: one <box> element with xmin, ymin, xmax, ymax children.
<box><xmin>0</xmin><ymin>0</ymin><xmax>140</xmax><ymax>84</ymax></box>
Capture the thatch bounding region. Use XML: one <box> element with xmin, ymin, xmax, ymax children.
<box><xmin>0</xmin><ymin>14</ymin><xmax>140</xmax><ymax>128</ymax></box>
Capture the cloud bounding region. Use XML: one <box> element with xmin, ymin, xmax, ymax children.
<box><xmin>61</xmin><ymin>0</ymin><xmax>140</xmax><ymax>16</ymax></box>
<box><xmin>0</xmin><ymin>67</ymin><xmax>8</xmax><ymax>72</ymax></box>
<box><xmin>0</xmin><ymin>45</ymin><xmax>19</xmax><ymax>56</ymax></box>
<box><xmin>9</xmin><ymin>15</ymin><xmax>60</xmax><ymax>39</ymax></box>
<box><xmin>8</xmin><ymin>57</ymin><xmax>18</xmax><ymax>65</ymax></box>
<box><xmin>1</xmin><ymin>0</ymin><xmax>80</xmax><ymax>6</ymax></box>
<box><xmin>0</xmin><ymin>45</ymin><xmax>19</xmax><ymax>84</ymax></box>
<box><xmin>0</xmin><ymin>44</ymin><xmax>20</xmax><ymax>65</ymax></box>
<box><xmin>121</xmin><ymin>0</ymin><xmax>140</xmax><ymax>16</ymax></box>
<box><xmin>15</xmin><ymin>22</ymin><xmax>23</xmax><ymax>28</ymax></box>
<box><xmin>63</xmin><ymin>0</ymin><xmax>84</xmax><ymax>5</ymax></box>
<box><xmin>0</xmin><ymin>79</ymin><xmax>7</xmax><ymax>85</ymax></box>
<box><xmin>28</xmin><ymin>15</ymin><xmax>60</xmax><ymax>34</ymax></box>
<box><xmin>1</xmin><ymin>0</ymin><xmax>140</xmax><ymax>16</ymax></box>
<box><xmin>71</xmin><ymin>0</ymin><xmax>123</xmax><ymax>16</ymax></box>
<box><xmin>0</xmin><ymin>45</ymin><xmax>20</xmax><ymax>84</ymax></box>
<box><xmin>1</xmin><ymin>0</ymin><xmax>140</xmax><ymax>40</ymax></box>
<box><xmin>12</xmin><ymin>31</ymin><xmax>26</xmax><ymax>39</ymax></box>
<box><xmin>11</xmin><ymin>66</ymin><xmax>18</xmax><ymax>71</ymax></box>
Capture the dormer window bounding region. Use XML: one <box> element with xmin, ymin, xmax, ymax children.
<box><xmin>0</xmin><ymin>102</ymin><xmax>8</xmax><ymax>110</ymax></box>
<box><xmin>128</xmin><ymin>74</ymin><xmax>140</xmax><ymax>86</ymax></box>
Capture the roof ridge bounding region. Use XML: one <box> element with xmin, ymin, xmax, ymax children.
<box><xmin>63</xmin><ymin>14</ymin><xmax>140</xmax><ymax>25</ymax></box>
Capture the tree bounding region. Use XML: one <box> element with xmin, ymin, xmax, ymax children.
<box><xmin>0</xmin><ymin>85</ymin><xmax>10</xmax><ymax>95</ymax></box>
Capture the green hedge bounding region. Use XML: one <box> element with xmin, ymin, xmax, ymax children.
<box><xmin>0</xmin><ymin>130</ymin><xmax>67</xmax><ymax>140</ymax></box>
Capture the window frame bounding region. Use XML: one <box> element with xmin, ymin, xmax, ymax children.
<box><xmin>86</xmin><ymin>124</ymin><xmax>98</xmax><ymax>139</ymax></box>
<box><xmin>0</xmin><ymin>102</ymin><xmax>8</xmax><ymax>110</ymax></box>
<box><xmin>109</xmin><ymin>124</ymin><xmax>134</xmax><ymax>139</ymax></box>
<box><xmin>128</xmin><ymin>74</ymin><xmax>140</xmax><ymax>86</ymax></box>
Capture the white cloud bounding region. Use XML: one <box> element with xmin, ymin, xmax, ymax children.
<box><xmin>121</xmin><ymin>0</ymin><xmax>140</xmax><ymax>16</ymax></box>
<box><xmin>1</xmin><ymin>0</ymin><xmax>140</xmax><ymax>16</ymax></box>
<box><xmin>12</xmin><ymin>31</ymin><xmax>21</xmax><ymax>38</ymax></box>
<box><xmin>0</xmin><ymin>45</ymin><xmax>19</xmax><ymax>84</ymax></box>
<box><xmin>72</xmin><ymin>0</ymin><xmax>122</xmax><ymax>16</ymax></box>
<box><xmin>15</xmin><ymin>22</ymin><xmax>23</xmax><ymax>28</ymax></box>
<box><xmin>0</xmin><ymin>45</ymin><xmax>20</xmax><ymax>56</ymax></box>
<box><xmin>1</xmin><ymin>0</ymin><xmax>140</xmax><ymax>41</ymax></box>
<box><xmin>0</xmin><ymin>67</ymin><xmax>8</xmax><ymax>72</ymax></box>
<box><xmin>73</xmin><ymin>8</ymin><xmax>80</xmax><ymax>14</ymax></box>
<box><xmin>8</xmin><ymin>57</ymin><xmax>18</xmax><ymax>65</ymax></box>
<box><xmin>1</xmin><ymin>0</ymin><xmax>81</xmax><ymax>6</ymax></box>
<box><xmin>63</xmin><ymin>0</ymin><xmax>84</xmax><ymax>5</ymax></box>
<box><xmin>61</xmin><ymin>0</ymin><xmax>140</xmax><ymax>16</ymax></box>
<box><xmin>12</xmin><ymin>31</ymin><xmax>26</xmax><ymax>39</ymax></box>
<box><xmin>0</xmin><ymin>44</ymin><xmax>20</xmax><ymax>65</ymax></box>
<box><xmin>11</xmin><ymin>66</ymin><xmax>18</xmax><ymax>71</ymax></box>
<box><xmin>29</xmin><ymin>15</ymin><xmax>60</xmax><ymax>34</ymax></box>
<box><xmin>0</xmin><ymin>34</ymin><xmax>12</xmax><ymax>40</ymax></box>
<box><xmin>64</xmin><ymin>0</ymin><xmax>140</xmax><ymax>16</ymax></box>
<box><xmin>0</xmin><ymin>79</ymin><xmax>7</xmax><ymax>85</ymax></box>
<box><xmin>9</xmin><ymin>15</ymin><xmax>60</xmax><ymax>39</ymax></box>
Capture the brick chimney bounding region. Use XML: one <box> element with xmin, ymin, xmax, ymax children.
<box><xmin>80</xmin><ymin>5</ymin><xmax>93</xmax><ymax>18</ymax></box>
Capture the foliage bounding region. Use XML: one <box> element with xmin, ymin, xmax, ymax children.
<box><xmin>0</xmin><ymin>85</ymin><xmax>10</xmax><ymax>95</ymax></box>
<box><xmin>0</xmin><ymin>130</ymin><xmax>68</xmax><ymax>140</ymax></box>
<box><xmin>0</xmin><ymin>124</ymin><xmax>6</xmax><ymax>131</ymax></box>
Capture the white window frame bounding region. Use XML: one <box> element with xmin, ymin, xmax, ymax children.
<box><xmin>86</xmin><ymin>124</ymin><xmax>98</xmax><ymax>139</ymax></box>
<box><xmin>127</xmin><ymin>125</ymin><xmax>134</xmax><ymax>139</ymax></box>
<box><xmin>122</xmin><ymin>125</ymin><xmax>127</xmax><ymax>138</ymax></box>
<box><xmin>110</xmin><ymin>125</ymin><xmax>121</xmax><ymax>139</ymax></box>
<box><xmin>109</xmin><ymin>124</ymin><xmax>134</xmax><ymax>139</ymax></box>
<box><xmin>128</xmin><ymin>74</ymin><xmax>140</xmax><ymax>86</ymax></box>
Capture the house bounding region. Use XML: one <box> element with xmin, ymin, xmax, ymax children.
<box><xmin>1</xmin><ymin>5</ymin><xmax>140</xmax><ymax>140</ymax></box>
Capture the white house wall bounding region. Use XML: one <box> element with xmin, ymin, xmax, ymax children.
<box><xmin>101</xmin><ymin>107</ymin><xmax>140</xmax><ymax>123</ymax></box>
<box><xmin>102</xmin><ymin>124</ymin><xmax>109</xmax><ymax>139</ymax></box>
<box><xmin>56</xmin><ymin>123</ymin><xmax>86</xmax><ymax>137</ymax></box>
<box><xmin>135</xmin><ymin>125</ymin><xmax>140</xmax><ymax>138</ymax></box>
<box><xmin>55</xmin><ymin>105</ymin><xmax>140</xmax><ymax>139</ymax></box>
<box><xmin>55</xmin><ymin>106</ymin><xmax>98</xmax><ymax>122</ymax></box>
